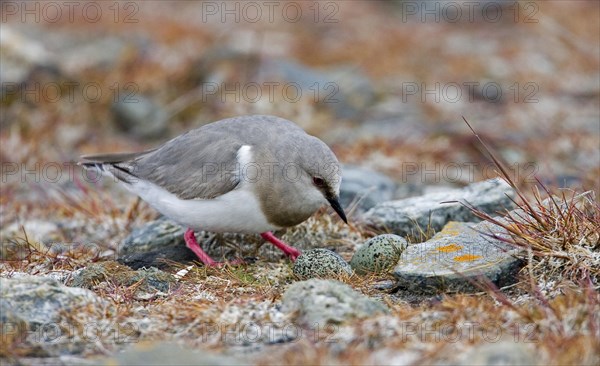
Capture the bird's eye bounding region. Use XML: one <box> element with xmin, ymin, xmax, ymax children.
<box><xmin>312</xmin><ymin>176</ymin><xmax>325</xmax><ymax>187</ymax></box>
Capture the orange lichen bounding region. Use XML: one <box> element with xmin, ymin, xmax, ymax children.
<box><xmin>453</xmin><ymin>254</ymin><xmax>483</xmax><ymax>262</ymax></box>
<box><xmin>437</xmin><ymin>244</ymin><xmax>462</xmax><ymax>253</ymax></box>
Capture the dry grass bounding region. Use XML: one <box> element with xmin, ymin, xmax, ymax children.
<box><xmin>1</xmin><ymin>1</ymin><xmax>598</xmax><ymax>364</ymax></box>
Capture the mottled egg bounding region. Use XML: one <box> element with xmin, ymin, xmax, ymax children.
<box><xmin>350</xmin><ymin>234</ymin><xmax>407</xmax><ymax>275</ymax></box>
<box><xmin>293</xmin><ymin>248</ymin><xmax>353</xmax><ymax>280</ymax></box>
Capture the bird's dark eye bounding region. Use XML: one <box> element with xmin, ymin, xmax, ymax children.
<box><xmin>312</xmin><ymin>176</ymin><xmax>325</xmax><ymax>187</ymax></box>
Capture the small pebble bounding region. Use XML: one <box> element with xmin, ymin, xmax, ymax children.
<box><xmin>350</xmin><ymin>234</ymin><xmax>407</xmax><ymax>275</ymax></box>
<box><xmin>293</xmin><ymin>248</ymin><xmax>353</xmax><ymax>280</ymax></box>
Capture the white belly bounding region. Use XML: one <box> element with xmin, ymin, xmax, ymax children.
<box><xmin>124</xmin><ymin>179</ymin><xmax>279</xmax><ymax>233</ymax></box>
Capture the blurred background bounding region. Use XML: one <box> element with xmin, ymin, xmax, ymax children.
<box><xmin>1</xmin><ymin>1</ymin><xmax>599</xmax><ymax>221</ymax></box>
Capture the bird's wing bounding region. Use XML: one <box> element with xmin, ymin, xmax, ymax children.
<box><xmin>80</xmin><ymin>130</ymin><xmax>243</xmax><ymax>200</ymax></box>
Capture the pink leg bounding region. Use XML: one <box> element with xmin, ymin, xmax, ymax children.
<box><xmin>260</xmin><ymin>231</ymin><xmax>302</xmax><ymax>261</ymax></box>
<box><xmin>184</xmin><ymin>229</ymin><xmax>218</xmax><ymax>266</ymax></box>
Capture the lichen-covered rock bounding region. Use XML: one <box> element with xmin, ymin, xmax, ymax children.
<box><xmin>293</xmin><ymin>249</ymin><xmax>353</xmax><ymax>279</ymax></box>
<box><xmin>350</xmin><ymin>234</ymin><xmax>407</xmax><ymax>275</ymax></box>
<box><xmin>281</xmin><ymin>279</ymin><xmax>388</xmax><ymax>326</ymax></box>
<box><xmin>393</xmin><ymin>221</ymin><xmax>524</xmax><ymax>294</ymax></box>
<box><xmin>365</xmin><ymin>178</ymin><xmax>516</xmax><ymax>238</ymax></box>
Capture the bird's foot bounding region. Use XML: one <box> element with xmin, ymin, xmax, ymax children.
<box><xmin>184</xmin><ymin>229</ymin><xmax>245</xmax><ymax>267</ymax></box>
<box><xmin>260</xmin><ymin>231</ymin><xmax>302</xmax><ymax>261</ymax></box>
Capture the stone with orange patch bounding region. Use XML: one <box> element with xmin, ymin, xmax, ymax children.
<box><xmin>393</xmin><ymin>220</ymin><xmax>524</xmax><ymax>294</ymax></box>
<box><xmin>453</xmin><ymin>254</ymin><xmax>483</xmax><ymax>262</ymax></box>
<box><xmin>437</xmin><ymin>243</ymin><xmax>462</xmax><ymax>253</ymax></box>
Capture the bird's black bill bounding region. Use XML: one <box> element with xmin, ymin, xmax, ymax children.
<box><xmin>327</xmin><ymin>196</ymin><xmax>348</xmax><ymax>224</ymax></box>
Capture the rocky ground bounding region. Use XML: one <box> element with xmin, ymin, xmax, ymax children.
<box><xmin>1</xmin><ymin>1</ymin><xmax>599</xmax><ymax>365</ymax></box>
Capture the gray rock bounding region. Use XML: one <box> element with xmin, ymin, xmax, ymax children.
<box><xmin>71</xmin><ymin>261</ymin><xmax>175</xmax><ymax>296</ymax></box>
<box><xmin>259</xmin><ymin>59</ymin><xmax>376</xmax><ymax>119</ymax></box>
<box><xmin>350</xmin><ymin>234</ymin><xmax>407</xmax><ymax>275</ymax></box>
<box><xmin>111</xmin><ymin>94</ymin><xmax>169</xmax><ymax>140</ymax></box>
<box><xmin>1</xmin><ymin>276</ymin><xmax>105</xmax><ymax>326</ymax></box>
<box><xmin>365</xmin><ymin>178</ymin><xmax>516</xmax><ymax>239</ymax></box>
<box><xmin>393</xmin><ymin>221</ymin><xmax>524</xmax><ymax>294</ymax></box>
<box><xmin>0</xmin><ymin>275</ymin><xmax>109</xmax><ymax>356</ymax></box>
<box><xmin>293</xmin><ymin>249</ymin><xmax>353</xmax><ymax>280</ymax></box>
<box><xmin>323</xmin><ymin>97</ymin><xmax>429</xmax><ymax>144</ymax></box>
<box><xmin>458</xmin><ymin>340</ymin><xmax>538</xmax><ymax>366</ymax></box>
<box><xmin>101</xmin><ymin>342</ymin><xmax>247</xmax><ymax>366</ymax></box>
<box><xmin>118</xmin><ymin>218</ymin><xmax>266</xmax><ymax>269</ymax></box>
<box><xmin>281</xmin><ymin>279</ymin><xmax>388</xmax><ymax>326</ymax></box>
<box><xmin>196</xmin><ymin>48</ymin><xmax>376</xmax><ymax>120</ymax></box>
<box><xmin>339</xmin><ymin>165</ymin><xmax>397</xmax><ymax>214</ymax></box>
<box><xmin>0</xmin><ymin>26</ymin><xmax>56</xmax><ymax>83</ymax></box>
<box><xmin>118</xmin><ymin>218</ymin><xmax>194</xmax><ymax>269</ymax></box>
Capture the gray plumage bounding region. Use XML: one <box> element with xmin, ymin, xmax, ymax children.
<box><xmin>80</xmin><ymin>115</ymin><xmax>345</xmax><ymax>228</ymax></box>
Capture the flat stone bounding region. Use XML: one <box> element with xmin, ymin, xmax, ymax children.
<box><xmin>281</xmin><ymin>279</ymin><xmax>388</xmax><ymax>326</ymax></box>
<box><xmin>393</xmin><ymin>221</ymin><xmax>524</xmax><ymax>294</ymax></box>
<box><xmin>339</xmin><ymin>165</ymin><xmax>397</xmax><ymax>214</ymax></box>
<box><xmin>293</xmin><ymin>249</ymin><xmax>353</xmax><ymax>280</ymax></box>
<box><xmin>365</xmin><ymin>178</ymin><xmax>516</xmax><ymax>239</ymax></box>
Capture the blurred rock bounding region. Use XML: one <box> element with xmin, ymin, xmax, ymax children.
<box><xmin>1</xmin><ymin>275</ymin><xmax>109</xmax><ymax>356</ymax></box>
<box><xmin>350</xmin><ymin>234</ymin><xmax>407</xmax><ymax>275</ymax></box>
<box><xmin>259</xmin><ymin>59</ymin><xmax>375</xmax><ymax>119</ymax></box>
<box><xmin>393</xmin><ymin>221</ymin><xmax>524</xmax><ymax>294</ymax></box>
<box><xmin>323</xmin><ymin>96</ymin><xmax>429</xmax><ymax>144</ymax></box>
<box><xmin>0</xmin><ymin>220</ymin><xmax>61</xmax><ymax>260</ymax></box>
<box><xmin>112</xmin><ymin>94</ymin><xmax>169</xmax><ymax>140</ymax></box>
<box><xmin>339</xmin><ymin>165</ymin><xmax>397</xmax><ymax>214</ymax></box>
<box><xmin>457</xmin><ymin>340</ymin><xmax>538</xmax><ymax>366</ymax></box>
<box><xmin>293</xmin><ymin>248</ymin><xmax>353</xmax><ymax>280</ymax></box>
<box><xmin>0</xmin><ymin>25</ymin><xmax>56</xmax><ymax>83</ymax></box>
<box><xmin>71</xmin><ymin>261</ymin><xmax>175</xmax><ymax>298</ymax></box>
<box><xmin>281</xmin><ymin>279</ymin><xmax>388</xmax><ymax>326</ymax></box>
<box><xmin>365</xmin><ymin>178</ymin><xmax>516</xmax><ymax>238</ymax></box>
<box><xmin>59</xmin><ymin>36</ymin><xmax>127</xmax><ymax>72</ymax></box>
<box><xmin>195</xmin><ymin>48</ymin><xmax>376</xmax><ymax>119</ymax></box>
<box><xmin>100</xmin><ymin>342</ymin><xmax>246</xmax><ymax>366</ymax></box>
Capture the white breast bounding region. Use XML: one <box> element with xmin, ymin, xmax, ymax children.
<box><xmin>124</xmin><ymin>178</ymin><xmax>279</xmax><ymax>233</ymax></box>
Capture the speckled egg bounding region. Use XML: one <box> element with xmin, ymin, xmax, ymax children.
<box><xmin>293</xmin><ymin>249</ymin><xmax>353</xmax><ymax>280</ymax></box>
<box><xmin>350</xmin><ymin>234</ymin><xmax>407</xmax><ymax>275</ymax></box>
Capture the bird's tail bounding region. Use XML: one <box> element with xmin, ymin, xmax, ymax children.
<box><xmin>78</xmin><ymin>150</ymin><xmax>154</xmax><ymax>183</ymax></box>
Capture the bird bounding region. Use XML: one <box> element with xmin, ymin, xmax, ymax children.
<box><xmin>80</xmin><ymin>115</ymin><xmax>347</xmax><ymax>266</ymax></box>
